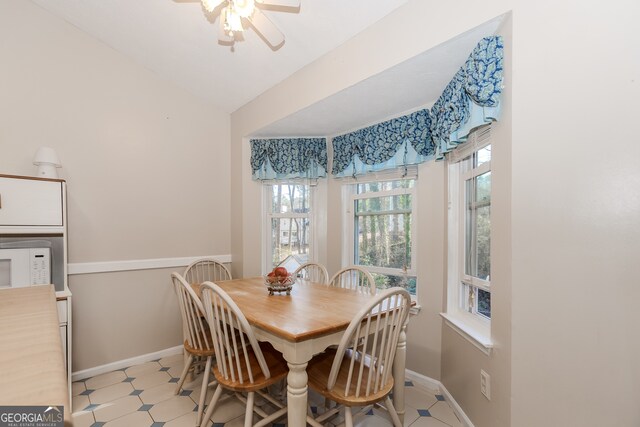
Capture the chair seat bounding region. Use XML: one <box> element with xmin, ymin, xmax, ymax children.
<box><xmin>212</xmin><ymin>341</ymin><xmax>288</xmax><ymax>392</ymax></box>
<box><xmin>183</xmin><ymin>326</ymin><xmax>216</xmax><ymax>357</ymax></box>
<box><xmin>307</xmin><ymin>348</ymin><xmax>394</xmax><ymax>407</ymax></box>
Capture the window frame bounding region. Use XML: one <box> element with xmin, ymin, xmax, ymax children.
<box><xmin>444</xmin><ymin>126</ymin><xmax>493</xmax><ymax>352</ymax></box>
<box><xmin>342</xmin><ymin>176</ymin><xmax>418</xmax><ymax>294</ymax></box>
<box><xmin>262</xmin><ymin>183</ymin><xmax>316</xmax><ymax>274</ymax></box>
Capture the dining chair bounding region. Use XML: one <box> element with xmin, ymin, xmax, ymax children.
<box><xmin>293</xmin><ymin>262</ymin><xmax>329</xmax><ymax>284</ymax></box>
<box><xmin>200</xmin><ymin>281</ymin><xmax>289</xmax><ymax>427</ymax></box>
<box><xmin>183</xmin><ymin>258</ymin><xmax>232</xmax><ymax>284</ymax></box>
<box><xmin>305</xmin><ymin>287</ymin><xmax>412</xmax><ymax>427</ymax></box>
<box><xmin>329</xmin><ymin>265</ymin><xmax>376</xmax><ymax>295</ymax></box>
<box><xmin>171</xmin><ymin>272</ymin><xmax>216</xmax><ymax>427</ymax></box>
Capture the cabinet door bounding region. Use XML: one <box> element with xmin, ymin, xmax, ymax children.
<box><xmin>0</xmin><ymin>177</ymin><xmax>63</xmax><ymax>226</ymax></box>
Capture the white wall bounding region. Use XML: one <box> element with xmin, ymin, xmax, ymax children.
<box><xmin>0</xmin><ymin>0</ymin><xmax>231</xmax><ymax>371</ymax></box>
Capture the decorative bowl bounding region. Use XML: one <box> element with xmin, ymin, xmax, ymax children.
<box><xmin>264</xmin><ymin>274</ymin><xmax>294</xmax><ymax>295</ymax></box>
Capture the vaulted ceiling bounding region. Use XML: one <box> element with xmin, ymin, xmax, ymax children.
<box><xmin>30</xmin><ymin>0</ymin><xmax>411</xmax><ymax>113</ymax></box>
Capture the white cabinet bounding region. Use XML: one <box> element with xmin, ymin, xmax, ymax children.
<box><xmin>0</xmin><ymin>176</ymin><xmax>63</xmax><ymax>226</ymax></box>
<box><xmin>0</xmin><ymin>174</ymin><xmax>71</xmax><ymax>395</ymax></box>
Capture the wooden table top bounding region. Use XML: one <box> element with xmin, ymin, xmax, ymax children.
<box><xmin>0</xmin><ymin>285</ymin><xmax>71</xmax><ymax>424</ymax></box>
<box><xmin>193</xmin><ymin>276</ymin><xmax>377</xmax><ymax>343</ymax></box>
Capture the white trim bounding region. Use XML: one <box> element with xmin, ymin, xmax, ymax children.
<box><xmin>438</xmin><ymin>379</ymin><xmax>476</xmax><ymax>427</ymax></box>
<box><xmin>262</xmin><ymin>184</ymin><xmax>316</xmax><ymax>274</ymax></box>
<box><xmin>405</xmin><ymin>369</ymin><xmax>475</xmax><ymax>427</ymax></box>
<box><xmin>71</xmin><ymin>345</ymin><xmax>184</xmax><ymax>381</ymax></box>
<box><xmin>334</xmin><ymin>165</ymin><xmax>419</xmax><ymax>184</ymax></box>
<box><xmin>440</xmin><ymin>312</ymin><xmax>493</xmax><ymax>355</ymax></box>
<box><xmin>68</xmin><ymin>254</ymin><xmax>232</xmax><ymax>275</ymax></box>
<box><xmin>0</xmin><ymin>226</ymin><xmax>65</xmax><ymax>234</ymax></box>
<box><xmin>404</xmin><ymin>369</ymin><xmax>441</xmax><ymax>393</ymax></box>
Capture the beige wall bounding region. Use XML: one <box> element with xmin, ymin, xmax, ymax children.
<box><xmin>510</xmin><ymin>1</ymin><xmax>640</xmax><ymax>426</ymax></box>
<box><xmin>231</xmin><ymin>0</ymin><xmax>640</xmax><ymax>426</ymax></box>
<box><xmin>0</xmin><ymin>1</ymin><xmax>231</xmax><ymax>371</ymax></box>
<box><xmin>441</xmin><ymin>14</ymin><xmax>513</xmax><ymax>427</ymax></box>
<box><xmin>230</xmin><ymin>0</ymin><xmax>513</xmax><ymax>423</ymax></box>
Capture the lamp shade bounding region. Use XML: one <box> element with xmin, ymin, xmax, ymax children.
<box><xmin>33</xmin><ymin>147</ymin><xmax>62</xmax><ymax>178</ymax></box>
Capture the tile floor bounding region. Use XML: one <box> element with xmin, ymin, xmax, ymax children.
<box><xmin>71</xmin><ymin>353</ymin><xmax>462</xmax><ymax>427</ymax></box>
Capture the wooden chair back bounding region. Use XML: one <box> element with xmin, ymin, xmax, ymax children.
<box><xmin>329</xmin><ymin>266</ymin><xmax>376</xmax><ymax>295</ymax></box>
<box><xmin>327</xmin><ymin>287</ymin><xmax>411</xmax><ymax>399</ymax></box>
<box><xmin>200</xmin><ymin>282</ymin><xmax>271</xmax><ymax>385</ymax></box>
<box><xmin>293</xmin><ymin>262</ymin><xmax>329</xmax><ymax>284</ymax></box>
<box><xmin>171</xmin><ymin>273</ymin><xmax>213</xmax><ymax>352</ymax></box>
<box><xmin>183</xmin><ymin>258</ymin><xmax>232</xmax><ymax>284</ymax></box>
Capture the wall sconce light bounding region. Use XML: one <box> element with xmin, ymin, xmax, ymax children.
<box><xmin>33</xmin><ymin>147</ymin><xmax>62</xmax><ymax>178</ymax></box>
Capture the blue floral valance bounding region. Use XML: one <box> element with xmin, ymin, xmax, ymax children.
<box><xmin>250</xmin><ymin>138</ymin><xmax>327</xmax><ymax>181</ymax></box>
<box><xmin>332</xmin><ymin>109</ymin><xmax>434</xmax><ymax>177</ymax></box>
<box><xmin>430</xmin><ymin>35</ymin><xmax>504</xmax><ymax>158</ymax></box>
<box><xmin>331</xmin><ymin>35</ymin><xmax>504</xmax><ymax>176</ymax></box>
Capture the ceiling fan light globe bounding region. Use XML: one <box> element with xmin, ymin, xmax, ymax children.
<box><xmin>226</xmin><ymin>10</ymin><xmax>244</xmax><ymax>32</ymax></box>
<box><xmin>233</xmin><ymin>0</ymin><xmax>255</xmax><ymax>18</ymax></box>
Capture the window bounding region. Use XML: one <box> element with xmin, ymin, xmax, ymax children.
<box><xmin>461</xmin><ymin>145</ymin><xmax>491</xmax><ymax>318</ymax></box>
<box><xmin>447</xmin><ymin>125</ymin><xmax>492</xmax><ymax>325</ymax></box>
<box><xmin>264</xmin><ymin>183</ymin><xmax>314</xmax><ymax>271</ymax></box>
<box><xmin>345</xmin><ymin>179</ymin><xmax>417</xmax><ymax>295</ymax></box>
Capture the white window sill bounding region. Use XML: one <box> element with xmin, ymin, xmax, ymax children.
<box><xmin>440</xmin><ymin>312</ymin><xmax>493</xmax><ymax>355</ymax></box>
<box><xmin>409</xmin><ymin>295</ymin><xmax>421</xmax><ymax>316</ymax></box>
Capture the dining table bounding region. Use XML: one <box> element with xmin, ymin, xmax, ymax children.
<box><xmin>192</xmin><ymin>276</ymin><xmax>410</xmax><ymax>427</ymax></box>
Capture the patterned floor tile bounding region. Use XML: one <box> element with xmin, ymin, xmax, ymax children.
<box><xmin>371</xmin><ymin>405</ymin><xmax>420</xmax><ymax>426</ymax></box>
<box><xmin>158</xmin><ymin>354</ymin><xmax>185</xmax><ymax>368</ymax></box>
<box><xmin>93</xmin><ymin>395</ymin><xmax>144</xmax><ymax>423</ymax></box>
<box><xmin>125</xmin><ymin>361</ymin><xmax>163</xmax><ymax>378</ymax></box>
<box><xmin>167</xmin><ymin>363</ymin><xmax>186</xmax><ymax>379</ymax></box>
<box><xmin>183</xmin><ymin>376</ymin><xmax>215</xmax><ymax>406</ymax></box>
<box><xmin>408</xmin><ymin>416</ymin><xmax>451</xmax><ymax>427</ymax></box>
<box><xmin>205</xmin><ymin>394</ymin><xmax>246</xmax><ymax>424</ymax></box>
<box><xmin>70</xmin><ymin>359</ymin><xmax>461</xmax><ymax>427</ymax></box>
<box><xmin>85</xmin><ymin>371</ymin><xmax>128</xmax><ymax>390</ymax></box>
<box><xmin>103</xmin><ymin>410</ymin><xmax>154</xmax><ymax>427</ymax></box>
<box><xmin>71</xmin><ymin>410</ymin><xmax>95</xmax><ymax>427</ymax></box>
<box><xmin>427</xmin><ymin>401</ymin><xmax>461</xmax><ymax>427</ymax></box>
<box><xmin>404</xmin><ymin>386</ymin><xmax>438</xmax><ymax>410</ymax></box>
<box><xmin>148</xmin><ymin>396</ymin><xmax>196</xmax><ymax>422</ymax></box>
<box><xmin>163</xmin><ymin>411</ymin><xmax>198</xmax><ymax>427</ymax></box>
<box><xmin>352</xmin><ymin>412</ymin><xmax>396</xmax><ymax>427</ymax></box>
<box><xmin>132</xmin><ymin>371</ymin><xmax>173</xmax><ymax>391</ymax></box>
<box><xmin>140</xmin><ymin>383</ymin><xmax>180</xmax><ymax>405</ymax></box>
<box><xmin>72</xmin><ymin>381</ymin><xmax>87</xmax><ymax>397</ymax></box>
<box><xmin>90</xmin><ymin>382</ymin><xmax>135</xmax><ymax>405</ymax></box>
<box><xmin>73</xmin><ymin>394</ymin><xmax>90</xmax><ymax>412</ymax></box>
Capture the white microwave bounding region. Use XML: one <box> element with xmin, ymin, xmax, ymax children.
<box><xmin>0</xmin><ymin>248</ymin><xmax>52</xmax><ymax>289</ymax></box>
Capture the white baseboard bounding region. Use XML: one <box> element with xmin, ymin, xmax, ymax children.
<box><xmin>405</xmin><ymin>369</ymin><xmax>442</xmax><ymax>393</ymax></box>
<box><xmin>405</xmin><ymin>369</ymin><xmax>475</xmax><ymax>427</ymax></box>
<box><xmin>71</xmin><ymin>345</ymin><xmax>184</xmax><ymax>382</ymax></box>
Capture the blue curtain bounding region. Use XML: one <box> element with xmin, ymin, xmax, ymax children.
<box><xmin>332</xmin><ymin>109</ymin><xmax>434</xmax><ymax>177</ymax></box>
<box><xmin>430</xmin><ymin>35</ymin><xmax>504</xmax><ymax>158</ymax></box>
<box><xmin>330</xmin><ymin>36</ymin><xmax>504</xmax><ymax>176</ymax></box>
<box><xmin>250</xmin><ymin>138</ymin><xmax>328</xmax><ymax>181</ymax></box>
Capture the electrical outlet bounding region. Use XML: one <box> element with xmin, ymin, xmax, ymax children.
<box><xmin>480</xmin><ymin>370</ymin><xmax>491</xmax><ymax>400</ymax></box>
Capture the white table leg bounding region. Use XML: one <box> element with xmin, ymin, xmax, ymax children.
<box><xmin>286</xmin><ymin>360</ymin><xmax>309</xmax><ymax>427</ymax></box>
<box><xmin>393</xmin><ymin>325</ymin><xmax>407</xmax><ymax>424</ymax></box>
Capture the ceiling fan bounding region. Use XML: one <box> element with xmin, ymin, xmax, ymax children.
<box><xmin>200</xmin><ymin>0</ymin><xmax>301</xmax><ymax>48</ymax></box>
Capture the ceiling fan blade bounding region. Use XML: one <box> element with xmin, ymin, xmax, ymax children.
<box><xmin>256</xmin><ymin>0</ymin><xmax>300</xmax><ymax>7</ymax></box>
<box><xmin>202</xmin><ymin>0</ymin><xmax>225</xmax><ymax>12</ymax></box>
<box><xmin>218</xmin><ymin>7</ymin><xmax>234</xmax><ymax>43</ymax></box>
<box><xmin>248</xmin><ymin>8</ymin><xmax>284</xmax><ymax>47</ymax></box>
